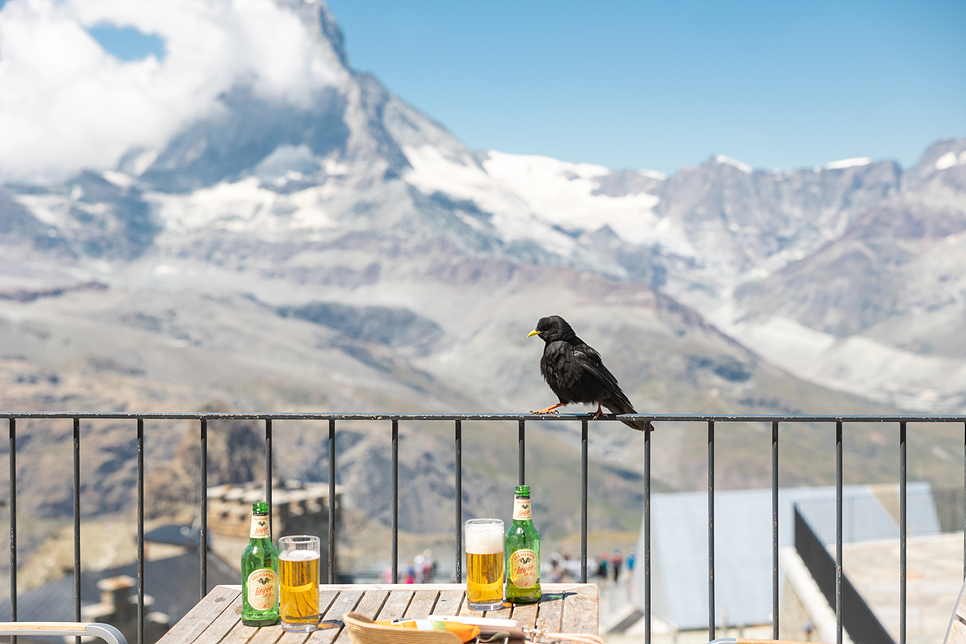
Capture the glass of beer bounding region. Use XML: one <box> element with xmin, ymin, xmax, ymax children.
<box><xmin>465</xmin><ymin>518</ymin><xmax>505</xmax><ymax>611</ymax></box>
<box><xmin>278</xmin><ymin>535</ymin><xmax>321</xmax><ymax>632</ymax></box>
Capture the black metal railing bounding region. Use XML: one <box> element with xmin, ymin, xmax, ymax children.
<box><xmin>1</xmin><ymin>412</ymin><xmax>965</xmax><ymax>644</ymax></box>
<box><xmin>795</xmin><ymin>484</ymin><xmax>960</xmax><ymax>542</ymax></box>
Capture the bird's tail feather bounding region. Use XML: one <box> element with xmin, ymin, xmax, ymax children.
<box><xmin>603</xmin><ymin>400</ymin><xmax>652</xmax><ymax>432</ymax></box>
<box><xmin>620</xmin><ymin>417</ymin><xmax>651</xmax><ymax>431</ymax></box>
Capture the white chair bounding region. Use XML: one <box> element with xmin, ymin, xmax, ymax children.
<box><xmin>0</xmin><ymin>622</ymin><xmax>127</xmax><ymax>644</ymax></box>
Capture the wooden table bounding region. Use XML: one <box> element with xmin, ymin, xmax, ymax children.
<box><xmin>157</xmin><ymin>583</ymin><xmax>598</xmax><ymax>644</ymax></box>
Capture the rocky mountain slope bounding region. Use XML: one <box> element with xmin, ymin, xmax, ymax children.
<box><xmin>0</xmin><ymin>0</ymin><xmax>963</xmax><ymax>551</ymax></box>
<box><xmin>713</xmin><ymin>139</ymin><xmax>966</xmax><ymax>411</ymax></box>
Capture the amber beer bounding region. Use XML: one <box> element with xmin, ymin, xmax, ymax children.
<box><xmin>465</xmin><ymin>518</ymin><xmax>505</xmax><ymax>610</ymax></box>
<box><xmin>278</xmin><ymin>536</ymin><xmax>321</xmax><ymax>632</ymax></box>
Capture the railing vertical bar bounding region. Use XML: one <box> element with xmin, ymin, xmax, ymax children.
<box><xmin>9</xmin><ymin>418</ymin><xmax>16</xmax><ymax>634</ymax></box>
<box><xmin>73</xmin><ymin>417</ymin><xmax>81</xmax><ymax>640</ymax></box>
<box><xmin>328</xmin><ymin>419</ymin><xmax>336</xmax><ymax>584</ymax></box>
<box><xmin>580</xmin><ymin>418</ymin><xmax>588</xmax><ymax>583</ymax></box>
<box><xmin>200</xmin><ymin>418</ymin><xmax>207</xmax><ymax>598</ymax></box>
<box><xmin>392</xmin><ymin>418</ymin><xmax>399</xmax><ymax>584</ymax></box>
<box><xmin>963</xmin><ymin>420</ymin><xmax>965</xmax><ymax>577</ymax></box>
<box><xmin>899</xmin><ymin>421</ymin><xmax>906</xmax><ymax>644</ymax></box>
<box><xmin>518</xmin><ymin>419</ymin><xmax>525</xmax><ymax>485</ymax></box>
<box><xmin>772</xmin><ymin>420</ymin><xmax>779</xmax><ymax>640</ymax></box>
<box><xmin>455</xmin><ymin>419</ymin><xmax>462</xmax><ymax>584</ymax></box>
<box><xmin>265</xmin><ymin>419</ymin><xmax>273</xmax><ymax>536</ymax></box>
<box><xmin>644</xmin><ymin>421</ymin><xmax>652</xmax><ymax>644</ymax></box>
<box><xmin>137</xmin><ymin>418</ymin><xmax>144</xmax><ymax>644</ymax></box>
<box><xmin>836</xmin><ymin>420</ymin><xmax>843</xmax><ymax>644</ymax></box>
<box><xmin>708</xmin><ymin>419</ymin><xmax>715</xmax><ymax>642</ymax></box>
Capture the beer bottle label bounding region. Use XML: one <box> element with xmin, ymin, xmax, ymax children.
<box><xmin>512</xmin><ymin>497</ymin><xmax>532</xmax><ymax>520</ymax></box>
<box><xmin>246</xmin><ymin>569</ymin><xmax>278</xmax><ymax>610</ymax></box>
<box><xmin>508</xmin><ymin>549</ymin><xmax>539</xmax><ymax>588</ymax></box>
<box><xmin>250</xmin><ymin>516</ymin><xmax>271</xmax><ymax>539</ymax></box>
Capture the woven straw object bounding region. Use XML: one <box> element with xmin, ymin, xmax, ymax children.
<box><xmin>343</xmin><ymin>612</ymin><xmax>463</xmax><ymax>644</ymax></box>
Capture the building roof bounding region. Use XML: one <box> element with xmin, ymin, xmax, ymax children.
<box><xmin>632</xmin><ymin>482</ymin><xmax>940</xmax><ymax>631</ymax></box>
<box><xmin>0</xmin><ymin>550</ymin><xmax>238</xmax><ymax>625</ymax></box>
<box><xmin>144</xmin><ymin>524</ymin><xmax>205</xmax><ymax>548</ymax></box>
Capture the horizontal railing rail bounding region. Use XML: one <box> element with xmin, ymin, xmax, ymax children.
<box><xmin>1</xmin><ymin>412</ymin><xmax>965</xmax><ymax>644</ymax></box>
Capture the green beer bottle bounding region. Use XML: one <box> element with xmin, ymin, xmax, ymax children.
<box><xmin>505</xmin><ymin>485</ymin><xmax>542</xmax><ymax>603</ymax></box>
<box><xmin>241</xmin><ymin>502</ymin><xmax>280</xmax><ymax>626</ymax></box>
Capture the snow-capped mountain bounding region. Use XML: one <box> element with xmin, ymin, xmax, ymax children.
<box><xmin>714</xmin><ymin>138</ymin><xmax>966</xmax><ymax>412</ymax></box>
<box><xmin>1</xmin><ymin>0</ymin><xmax>963</xmax><ymax>536</ymax></box>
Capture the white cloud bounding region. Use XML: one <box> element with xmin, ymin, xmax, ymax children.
<box><xmin>0</xmin><ymin>0</ymin><xmax>347</xmax><ymax>183</ymax></box>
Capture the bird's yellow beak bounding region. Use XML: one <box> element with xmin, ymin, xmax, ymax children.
<box><xmin>527</xmin><ymin>329</ymin><xmax>540</xmax><ymax>338</ymax></box>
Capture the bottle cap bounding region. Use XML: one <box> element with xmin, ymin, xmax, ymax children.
<box><xmin>252</xmin><ymin>501</ymin><xmax>269</xmax><ymax>515</ymax></box>
<box><xmin>515</xmin><ymin>485</ymin><xmax>530</xmax><ymax>496</ymax></box>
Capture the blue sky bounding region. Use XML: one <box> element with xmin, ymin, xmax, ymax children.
<box><xmin>325</xmin><ymin>0</ymin><xmax>965</xmax><ymax>173</ymax></box>
<box><xmin>1</xmin><ymin>0</ymin><xmax>963</xmax><ymax>179</ymax></box>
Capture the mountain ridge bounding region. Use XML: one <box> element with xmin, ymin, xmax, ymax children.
<box><xmin>0</xmin><ymin>0</ymin><xmax>963</xmax><ymax>549</ymax></box>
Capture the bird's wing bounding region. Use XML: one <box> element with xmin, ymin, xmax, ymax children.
<box><xmin>572</xmin><ymin>341</ymin><xmax>649</xmax><ymax>431</ymax></box>
<box><xmin>573</xmin><ymin>343</ymin><xmax>637</xmax><ymax>411</ymax></box>
<box><xmin>572</xmin><ymin>343</ymin><xmax>620</xmax><ymax>388</ymax></box>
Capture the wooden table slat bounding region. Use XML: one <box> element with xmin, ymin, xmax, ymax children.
<box><xmin>158</xmin><ymin>585</ymin><xmax>241</xmax><ymax>644</ymax></box>
<box><xmin>280</xmin><ymin>587</ymin><xmax>341</xmax><ymax>643</ymax></box>
<box><xmin>374</xmin><ymin>589</ymin><xmax>414</xmax><ymax>622</ymax></box>
<box><xmin>403</xmin><ymin>590</ymin><xmax>440</xmax><ymax>619</ymax></box>
<box><xmin>559</xmin><ymin>584</ymin><xmax>598</xmax><ymax>636</ymax></box>
<box><xmin>534</xmin><ymin>590</ymin><xmax>565</xmax><ymax>633</ymax></box>
<box><xmin>429</xmin><ymin>589</ymin><xmax>464</xmax><ymax>617</ymax></box>
<box><xmin>192</xmin><ymin>588</ymin><xmax>245</xmax><ymax>644</ymax></box>
<box><xmin>346</xmin><ymin>590</ymin><xmax>391</xmax><ymax>620</ymax></box>
<box><xmin>161</xmin><ymin>584</ymin><xmax>597</xmax><ymax>644</ymax></box>
<box><xmin>246</xmin><ymin>623</ymin><xmax>286</xmax><ymax>644</ymax></box>
<box><xmin>332</xmin><ymin>590</ymin><xmax>390</xmax><ymax>644</ymax></box>
<box><xmin>276</xmin><ymin>629</ymin><xmax>314</xmax><ymax>644</ymax></box>
<box><xmin>456</xmin><ymin>600</ymin><xmax>474</xmax><ymax>618</ymax></box>
<box><xmin>275</xmin><ymin>591</ymin><xmax>340</xmax><ymax>644</ymax></box>
<box><xmin>215</xmin><ymin>621</ymin><xmax>260</xmax><ymax>644</ymax></box>
<box><xmin>457</xmin><ymin>600</ymin><xmax>515</xmax><ymax>619</ymax></box>
<box><xmin>307</xmin><ymin>590</ymin><xmax>364</xmax><ymax>644</ymax></box>
<box><xmin>508</xmin><ymin>601</ymin><xmax>539</xmax><ymax>630</ymax></box>
<box><xmin>316</xmin><ymin>590</ymin><xmax>341</xmax><ymax>623</ymax></box>
<box><xmin>482</xmin><ymin>604</ymin><xmax>512</xmax><ymax>619</ymax></box>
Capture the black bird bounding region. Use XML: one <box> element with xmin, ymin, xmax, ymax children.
<box><xmin>527</xmin><ymin>315</ymin><xmax>650</xmax><ymax>431</ymax></box>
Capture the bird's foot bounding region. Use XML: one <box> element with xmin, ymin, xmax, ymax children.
<box><xmin>531</xmin><ymin>404</ymin><xmax>564</xmax><ymax>415</ymax></box>
<box><xmin>592</xmin><ymin>404</ymin><xmax>604</xmax><ymax>419</ymax></box>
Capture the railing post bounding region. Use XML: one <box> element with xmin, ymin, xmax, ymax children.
<box><xmin>518</xmin><ymin>419</ymin><xmax>526</xmax><ymax>485</ymax></box>
<box><xmin>200</xmin><ymin>418</ymin><xmax>207</xmax><ymax>598</ymax></box>
<box><xmin>328</xmin><ymin>419</ymin><xmax>336</xmax><ymax>584</ymax></box>
<box><xmin>772</xmin><ymin>420</ymin><xmax>779</xmax><ymax>639</ymax></box>
<box><xmin>265</xmin><ymin>419</ymin><xmax>273</xmax><ymax>535</ymax></box>
<box><xmin>392</xmin><ymin>418</ymin><xmax>399</xmax><ymax>584</ymax></box>
<box><xmin>899</xmin><ymin>421</ymin><xmax>906</xmax><ymax>644</ymax></box>
<box><xmin>644</xmin><ymin>421</ymin><xmax>652</xmax><ymax>644</ymax></box>
<box><xmin>73</xmin><ymin>417</ymin><xmax>81</xmax><ymax>640</ymax></box>
<box><xmin>581</xmin><ymin>418</ymin><xmax>588</xmax><ymax>583</ymax></box>
<box><xmin>455</xmin><ymin>419</ymin><xmax>462</xmax><ymax>584</ymax></box>
<box><xmin>836</xmin><ymin>420</ymin><xmax>843</xmax><ymax>644</ymax></box>
<box><xmin>9</xmin><ymin>418</ymin><xmax>16</xmax><ymax>632</ymax></box>
<box><xmin>708</xmin><ymin>419</ymin><xmax>715</xmax><ymax>641</ymax></box>
<box><xmin>137</xmin><ymin>418</ymin><xmax>144</xmax><ymax>644</ymax></box>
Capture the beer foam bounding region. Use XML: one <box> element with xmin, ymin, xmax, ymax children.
<box><xmin>280</xmin><ymin>549</ymin><xmax>320</xmax><ymax>562</ymax></box>
<box><xmin>465</xmin><ymin>524</ymin><xmax>504</xmax><ymax>554</ymax></box>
